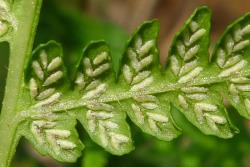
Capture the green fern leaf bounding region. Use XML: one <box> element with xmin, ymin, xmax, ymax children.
<box><xmin>21</xmin><ymin>7</ymin><xmax>247</xmax><ymax>160</ymax></box>
<box><xmin>166</xmin><ymin>6</ymin><xmax>238</xmax><ymax>138</ymax></box>
<box><xmin>120</xmin><ymin>20</ymin><xmax>182</xmax><ymax>141</ymax></box>
<box><xmin>74</xmin><ymin>41</ymin><xmax>134</xmax><ymax>155</ymax></box>
<box><xmin>23</xmin><ymin>41</ymin><xmax>84</xmax><ymax>162</ymax></box>
<box><xmin>212</xmin><ymin>12</ymin><xmax>250</xmax><ymax>120</ymax></box>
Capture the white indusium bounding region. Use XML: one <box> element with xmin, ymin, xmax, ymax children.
<box><xmin>170</xmin><ymin>20</ymin><xmax>227</xmax><ymax>130</ymax></box>
<box><xmin>123</xmin><ymin>35</ymin><xmax>172</xmax><ymax>134</ymax></box>
<box><xmin>29</xmin><ymin>50</ymin><xmax>63</xmax><ymax>107</ymax></box>
<box><xmin>31</xmin><ymin>119</ymin><xmax>77</xmax><ymax>152</ymax></box>
<box><xmin>29</xmin><ymin>50</ymin><xmax>77</xmax><ymax>152</ymax></box>
<box><xmin>216</xmin><ymin>23</ymin><xmax>250</xmax><ymax>115</ymax></box>
<box><xmin>75</xmin><ymin>49</ymin><xmax>130</xmax><ymax>150</ymax></box>
<box><xmin>0</xmin><ymin>0</ymin><xmax>10</xmax><ymax>37</ymax></box>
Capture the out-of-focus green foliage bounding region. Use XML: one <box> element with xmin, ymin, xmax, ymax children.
<box><xmin>82</xmin><ymin>150</ymin><xmax>108</xmax><ymax>167</ymax></box>
<box><xmin>0</xmin><ymin>42</ymin><xmax>9</xmax><ymax>110</ymax></box>
<box><xmin>35</xmin><ymin>0</ymin><xmax>128</xmax><ymax>76</ymax></box>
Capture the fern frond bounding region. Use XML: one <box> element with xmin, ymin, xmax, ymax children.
<box><xmin>17</xmin><ymin>5</ymin><xmax>250</xmax><ymax>162</ymax></box>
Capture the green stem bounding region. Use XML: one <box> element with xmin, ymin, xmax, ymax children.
<box><xmin>0</xmin><ymin>0</ymin><xmax>42</xmax><ymax>166</ymax></box>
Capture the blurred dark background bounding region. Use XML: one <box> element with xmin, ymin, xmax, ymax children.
<box><xmin>1</xmin><ymin>0</ymin><xmax>250</xmax><ymax>166</ymax></box>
